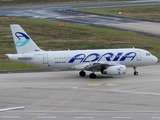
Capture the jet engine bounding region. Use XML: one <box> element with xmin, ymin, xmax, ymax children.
<box><xmin>101</xmin><ymin>65</ymin><xmax>126</xmax><ymax>75</ymax></box>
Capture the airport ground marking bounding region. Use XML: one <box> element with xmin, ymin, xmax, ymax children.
<box><xmin>113</xmin><ymin>117</ymin><xmax>132</xmax><ymax>119</ymax></box>
<box><xmin>75</xmin><ymin>117</ymin><xmax>94</xmax><ymax>119</ymax></box>
<box><xmin>73</xmin><ymin>87</ymin><xmax>77</xmax><ymax>89</ymax></box>
<box><xmin>106</xmin><ymin>84</ymin><xmax>119</xmax><ymax>87</ymax></box>
<box><xmin>30</xmin><ymin>85</ymin><xmax>100</xmax><ymax>120</ymax></box>
<box><xmin>88</xmin><ymin>83</ymin><xmax>101</xmax><ymax>87</ymax></box>
<box><xmin>1</xmin><ymin>116</ymin><xmax>20</xmax><ymax>119</ymax></box>
<box><xmin>0</xmin><ymin>106</ymin><xmax>25</xmax><ymax>112</ymax></box>
<box><xmin>38</xmin><ymin>116</ymin><xmax>57</xmax><ymax>119</ymax></box>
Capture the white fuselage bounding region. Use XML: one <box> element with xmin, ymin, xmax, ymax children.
<box><xmin>7</xmin><ymin>48</ymin><xmax>158</xmax><ymax>71</ymax></box>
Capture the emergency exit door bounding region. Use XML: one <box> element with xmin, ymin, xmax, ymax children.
<box><xmin>43</xmin><ymin>53</ymin><xmax>48</xmax><ymax>64</ymax></box>
<box><xmin>136</xmin><ymin>50</ymin><xmax>141</xmax><ymax>61</ymax></box>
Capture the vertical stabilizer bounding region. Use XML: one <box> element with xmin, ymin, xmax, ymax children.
<box><xmin>10</xmin><ymin>24</ymin><xmax>42</xmax><ymax>54</ymax></box>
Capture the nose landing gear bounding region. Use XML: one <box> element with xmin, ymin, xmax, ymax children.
<box><xmin>133</xmin><ymin>67</ymin><xmax>138</xmax><ymax>75</ymax></box>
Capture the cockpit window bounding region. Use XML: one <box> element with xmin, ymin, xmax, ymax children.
<box><xmin>146</xmin><ymin>53</ymin><xmax>151</xmax><ymax>56</ymax></box>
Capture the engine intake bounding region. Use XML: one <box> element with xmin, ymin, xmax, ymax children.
<box><xmin>101</xmin><ymin>65</ymin><xmax>126</xmax><ymax>75</ymax></box>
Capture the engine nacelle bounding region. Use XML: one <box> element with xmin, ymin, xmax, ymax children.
<box><xmin>101</xmin><ymin>65</ymin><xmax>126</xmax><ymax>75</ymax></box>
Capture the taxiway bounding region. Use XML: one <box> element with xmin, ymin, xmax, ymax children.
<box><xmin>0</xmin><ymin>64</ymin><xmax>160</xmax><ymax>120</ymax></box>
<box><xmin>0</xmin><ymin>1</ymin><xmax>160</xmax><ymax>119</ymax></box>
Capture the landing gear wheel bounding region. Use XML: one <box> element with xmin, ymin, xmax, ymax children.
<box><xmin>133</xmin><ymin>67</ymin><xmax>138</xmax><ymax>75</ymax></box>
<box><xmin>79</xmin><ymin>70</ymin><xmax>86</xmax><ymax>77</ymax></box>
<box><xmin>134</xmin><ymin>71</ymin><xmax>138</xmax><ymax>75</ymax></box>
<box><xmin>89</xmin><ymin>73</ymin><xmax>96</xmax><ymax>79</ymax></box>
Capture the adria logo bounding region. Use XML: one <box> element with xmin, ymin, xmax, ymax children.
<box><xmin>15</xmin><ymin>32</ymin><xmax>30</xmax><ymax>47</ymax></box>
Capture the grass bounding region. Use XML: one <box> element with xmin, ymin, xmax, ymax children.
<box><xmin>0</xmin><ymin>59</ymin><xmax>44</xmax><ymax>72</ymax></box>
<box><xmin>76</xmin><ymin>4</ymin><xmax>160</xmax><ymax>21</ymax></box>
<box><xmin>0</xmin><ymin>18</ymin><xmax>160</xmax><ymax>71</ymax></box>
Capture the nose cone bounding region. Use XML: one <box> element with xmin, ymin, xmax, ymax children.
<box><xmin>153</xmin><ymin>56</ymin><xmax>158</xmax><ymax>63</ymax></box>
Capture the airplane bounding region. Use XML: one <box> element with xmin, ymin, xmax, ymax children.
<box><xmin>6</xmin><ymin>24</ymin><xmax>158</xmax><ymax>79</ymax></box>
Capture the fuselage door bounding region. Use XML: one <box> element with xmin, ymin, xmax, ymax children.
<box><xmin>43</xmin><ymin>53</ymin><xmax>48</xmax><ymax>64</ymax></box>
<box><xmin>136</xmin><ymin>50</ymin><xmax>141</xmax><ymax>61</ymax></box>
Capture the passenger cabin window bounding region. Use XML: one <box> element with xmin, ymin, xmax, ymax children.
<box><xmin>146</xmin><ymin>53</ymin><xmax>151</xmax><ymax>56</ymax></box>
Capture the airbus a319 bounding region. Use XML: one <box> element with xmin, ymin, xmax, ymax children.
<box><xmin>6</xmin><ymin>24</ymin><xmax>158</xmax><ymax>79</ymax></box>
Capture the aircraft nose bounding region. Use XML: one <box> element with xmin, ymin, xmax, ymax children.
<box><xmin>153</xmin><ymin>56</ymin><xmax>158</xmax><ymax>63</ymax></box>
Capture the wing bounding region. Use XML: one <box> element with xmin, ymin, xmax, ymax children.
<box><xmin>72</xmin><ymin>62</ymin><xmax>119</xmax><ymax>71</ymax></box>
<box><xmin>84</xmin><ymin>62</ymin><xmax>120</xmax><ymax>71</ymax></box>
<box><xmin>72</xmin><ymin>62</ymin><xmax>126</xmax><ymax>75</ymax></box>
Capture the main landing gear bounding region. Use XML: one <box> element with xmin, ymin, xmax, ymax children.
<box><xmin>89</xmin><ymin>73</ymin><xmax>96</xmax><ymax>79</ymax></box>
<box><xmin>133</xmin><ymin>67</ymin><xmax>138</xmax><ymax>75</ymax></box>
<box><xmin>79</xmin><ymin>70</ymin><xmax>86</xmax><ymax>77</ymax></box>
<box><xmin>79</xmin><ymin>70</ymin><xmax>97</xmax><ymax>79</ymax></box>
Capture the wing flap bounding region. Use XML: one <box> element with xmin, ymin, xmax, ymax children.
<box><xmin>72</xmin><ymin>62</ymin><xmax>119</xmax><ymax>71</ymax></box>
<box><xmin>84</xmin><ymin>62</ymin><xmax>109</xmax><ymax>71</ymax></box>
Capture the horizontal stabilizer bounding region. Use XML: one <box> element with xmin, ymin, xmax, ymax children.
<box><xmin>6</xmin><ymin>54</ymin><xmax>33</xmax><ymax>60</ymax></box>
<box><xmin>18</xmin><ymin>56</ymin><xmax>32</xmax><ymax>59</ymax></box>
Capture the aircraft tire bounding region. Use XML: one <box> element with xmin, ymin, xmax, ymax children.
<box><xmin>134</xmin><ymin>71</ymin><xmax>138</xmax><ymax>75</ymax></box>
<box><xmin>79</xmin><ymin>70</ymin><xmax>86</xmax><ymax>77</ymax></box>
<box><xmin>89</xmin><ymin>73</ymin><xmax>96</xmax><ymax>79</ymax></box>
